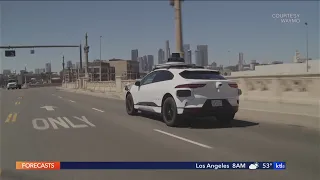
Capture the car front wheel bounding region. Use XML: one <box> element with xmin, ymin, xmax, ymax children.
<box><xmin>162</xmin><ymin>97</ymin><xmax>181</xmax><ymax>127</ymax></box>
<box><xmin>126</xmin><ymin>93</ymin><xmax>138</xmax><ymax>115</ymax></box>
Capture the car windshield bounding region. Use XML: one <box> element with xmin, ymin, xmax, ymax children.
<box><xmin>8</xmin><ymin>80</ymin><xmax>16</xmax><ymax>83</ymax></box>
<box><xmin>179</xmin><ymin>70</ymin><xmax>226</xmax><ymax>80</ymax></box>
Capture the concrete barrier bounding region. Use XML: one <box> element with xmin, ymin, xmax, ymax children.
<box><xmin>29</xmin><ymin>83</ymin><xmax>62</xmax><ymax>88</ymax></box>
<box><xmin>61</xmin><ymin>74</ymin><xmax>320</xmax><ymax>106</ymax></box>
<box><xmin>227</xmin><ymin>73</ymin><xmax>320</xmax><ymax>106</ymax></box>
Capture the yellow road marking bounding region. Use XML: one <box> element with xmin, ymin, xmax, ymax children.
<box><xmin>4</xmin><ymin>113</ymin><xmax>18</xmax><ymax>123</ymax></box>
<box><xmin>15</xmin><ymin>101</ymin><xmax>20</xmax><ymax>105</ymax></box>
<box><xmin>5</xmin><ymin>114</ymin><xmax>12</xmax><ymax>123</ymax></box>
<box><xmin>12</xmin><ymin>113</ymin><xmax>17</xmax><ymax>122</ymax></box>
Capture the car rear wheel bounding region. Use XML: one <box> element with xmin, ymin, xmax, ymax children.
<box><xmin>162</xmin><ymin>97</ymin><xmax>181</xmax><ymax>127</ymax></box>
<box><xmin>126</xmin><ymin>93</ymin><xmax>138</xmax><ymax>115</ymax></box>
<box><xmin>216</xmin><ymin>114</ymin><xmax>235</xmax><ymax>127</ymax></box>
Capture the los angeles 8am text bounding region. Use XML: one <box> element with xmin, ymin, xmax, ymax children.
<box><xmin>195</xmin><ymin>163</ymin><xmax>229</xmax><ymax>170</ymax></box>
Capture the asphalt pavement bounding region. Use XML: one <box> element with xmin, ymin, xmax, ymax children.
<box><xmin>0</xmin><ymin>87</ymin><xmax>319</xmax><ymax>180</ymax></box>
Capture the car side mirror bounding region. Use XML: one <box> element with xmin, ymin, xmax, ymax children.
<box><xmin>134</xmin><ymin>81</ymin><xmax>141</xmax><ymax>86</ymax></box>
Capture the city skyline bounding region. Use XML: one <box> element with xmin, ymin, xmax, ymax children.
<box><xmin>1</xmin><ymin>1</ymin><xmax>318</xmax><ymax>72</ymax></box>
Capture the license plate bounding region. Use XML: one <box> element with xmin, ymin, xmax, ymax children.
<box><xmin>211</xmin><ymin>100</ymin><xmax>222</xmax><ymax>107</ymax></box>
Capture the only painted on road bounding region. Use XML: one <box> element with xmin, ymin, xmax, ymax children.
<box><xmin>32</xmin><ymin>116</ymin><xmax>95</xmax><ymax>130</ymax></box>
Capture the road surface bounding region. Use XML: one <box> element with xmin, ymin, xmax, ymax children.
<box><xmin>0</xmin><ymin>87</ymin><xmax>319</xmax><ymax>180</ymax></box>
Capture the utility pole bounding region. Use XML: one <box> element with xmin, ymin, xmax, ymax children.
<box><xmin>305</xmin><ymin>22</ymin><xmax>309</xmax><ymax>72</ymax></box>
<box><xmin>100</xmin><ymin>36</ymin><xmax>102</xmax><ymax>60</ymax></box>
<box><xmin>84</xmin><ymin>33</ymin><xmax>90</xmax><ymax>78</ymax></box>
<box><xmin>24</xmin><ymin>64</ymin><xmax>27</xmax><ymax>87</ymax></box>
<box><xmin>62</xmin><ymin>55</ymin><xmax>65</xmax><ymax>83</ymax></box>
<box><xmin>79</xmin><ymin>43</ymin><xmax>82</xmax><ymax>70</ymax></box>
<box><xmin>99</xmin><ymin>36</ymin><xmax>102</xmax><ymax>81</ymax></box>
<box><xmin>170</xmin><ymin>0</ymin><xmax>184</xmax><ymax>58</ymax></box>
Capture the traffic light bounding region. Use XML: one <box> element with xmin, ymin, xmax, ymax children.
<box><xmin>5</xmin><ymin>50</ymin><xmax>16</xmax><ymax>57</ymax></box>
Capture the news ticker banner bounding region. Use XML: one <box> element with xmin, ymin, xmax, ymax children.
<box><xmin>16</xmin><ymin>161</ymin><xmax>286</xmax><ymax>170</ymax></box>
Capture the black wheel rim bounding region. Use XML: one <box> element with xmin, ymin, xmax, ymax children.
<box><xmin>126</xmin><ymin>97</ymin><xmax>133</xmax><ymax>112</ymax></box>
<box><xmin>164</xmin><ymin>103</ymin><xmax>174</xmax><ymax>121</ymax></box>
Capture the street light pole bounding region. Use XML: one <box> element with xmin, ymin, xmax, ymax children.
<box><xmin>24</xmin><ymin>64</ymin><xmax>27</xmax><ymax>87</ymax></box>
<box><xmin>62</xmin><ymin>55</ymin><xmax>65</xmax><ymax>83</ymax></box>
<box><xmin>99</xmin><ymin>36</ymin><xmax>102</xmax><ymax>81</ymax></box>
<box><xmin>305</xmin><ymin>22</ymin><xmax>309</xmax><ymax>72</ymax></box>
<box><xmin>84</xmin><ymin>33</ymin><xmax>90</xmax><ymax>79</ymax></box>
<box><xmin>100</xmin><ymin>36</ymin><xmax>102</xmax><ymax>60</ymax></box>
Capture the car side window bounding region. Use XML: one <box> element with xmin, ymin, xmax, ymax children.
<box><xmin>140</xmin><ymin>72</ymin><xmax>158</xmax><ymax>86</ymax></box>
<box><xmin>152</xmin><ymin>70</ymin><xmax>174</xmax><ymax>83</ymax></box>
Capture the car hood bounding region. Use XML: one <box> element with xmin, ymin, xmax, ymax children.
<box><xmin>7</xmin><ymin>82</ymin><xmax>17</xmax><ymax>85</ymax></box>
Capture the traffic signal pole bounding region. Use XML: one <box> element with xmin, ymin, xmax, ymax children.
<box><xmin>0</xmin><ymin>45</ymin><xmax>83</xmax><ymax>70</ymax></box>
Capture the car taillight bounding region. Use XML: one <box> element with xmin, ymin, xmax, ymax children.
<box><xmin>228</xmin><ymin>83</ymin><xmax>238</xmax><ymax>88</ymax></box>
<box><xmin>175</xmin><ymin>84</ymin><xmax>206</xmax><ymax>88</ymax></box>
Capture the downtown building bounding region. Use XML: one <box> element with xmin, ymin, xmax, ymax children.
<box><xmin>131</xmin><ymin>49</ymin><xmax>139</xmax><ymax>61</ymax></box>
<box><xmin>45</xmin><ymin>63</ymin><xmax>51</xmax><ymax>73</ymax></box>
<box><xmin>34</xmin><ymin>68</ymin><xmax>45</xmax><ymax>74</ymax></box>
<box><xmin>165</xmin><ymin>40</ymin><xmax>171</xmax><ymax>60</ymax></box>
<box><xmin>195</xmin><ymin>45</ymin><xmax>208</xmax><ymax>67</ymax></box>
<box><xmin>138</xmin><ymin>55</ymin><xmax>154</xmax><ymax>72</ymax></box>
<box><xmin>158</xmin><ymin>48</ymin><xmax>165</xmax><ymax>64</ymax></box>
<box><xmin>183</xmin><ymin>44</ymin><xmax>192</xmax><ymax>64</ymax></box>
<box><xmin>147</xmin><ymin>55</ymin><xmax>154</xmax><ymax>72</ymax></box>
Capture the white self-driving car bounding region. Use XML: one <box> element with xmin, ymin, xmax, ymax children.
<box><xmin>125</xmin><ymin>62</ymin><xmax>242</xmax><ymax>127</ymax></box>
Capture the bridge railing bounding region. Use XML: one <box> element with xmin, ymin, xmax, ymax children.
<box><xmin>226</xmin><ymin>73</ymin><xmax>320</xmax><ymax>105</ymax></box>
<box><xmin>62</xmin><ymin>73</ymin><xmax>320</xmax><ymax>106</ymax></box>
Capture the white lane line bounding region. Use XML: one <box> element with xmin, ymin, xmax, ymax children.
<box><xmin>154</xmin><ymin>129</ymin><xmax>213</xmax><ymax>149</ymax></box>
<box><xmin>58</xmin><ymin>96</ymin><xmax>62</xmax><ymax>99</ymax></box>
<box><xmin>69</xmin><ymin>100</ymin><xmax>76</xmax><ymax>103</ymax></box>
<box><xmin>92</xmin><ymin>108</ymin><xmax>104</xmax><ymax>112</ymax></box>
<box><xmin>240</xmin><ymin>108</ymin><xmax>320</xmax><ymax>118</ymax></box>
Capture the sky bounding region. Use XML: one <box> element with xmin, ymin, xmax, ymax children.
<box><xmin>0</xmin><ymin>0</ymin><xmax>319</xmax><ymax>72</ymax></box>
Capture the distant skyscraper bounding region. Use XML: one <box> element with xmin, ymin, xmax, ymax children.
<box><xmin>140</xmin><ymin>56</ymin><xmax>149</xmax><ymax>72</ymax></box>
<box><xmin>195</xmin><ymin>50</ymin><xmax>201</xmax><ymax>66</ymax></box>
<box><xmin>196</xmin><ymin>45</ymin><xmax>208</xmax><ymax>66</ymax></box>
<box><xmin>183</xmin><ymin>44</ymin><xmax>191</xmax><ymax>64</ymax></box>
<box><xmin>45</xmin><ymin>63</ymin><xmax>51</xmax><ymax>73</ymax></box>
<box><xmin>187</xmin><ymin>50</ymin><xmax>192</xmax><ymax>64</ymax></box>
<box><xmin>158</xmin><ymin>49</ymin><xmax>165</xmax><ymax>64</ymax></box>
<box><xmin>147</xmin><ymin>55</ymin><xmax>154</xmax><ymax>71</ymax></box>
<box><xmin>165</xmin><ymin>40</ymin><xmax>171</xmax><ymax>60</ymax></box>
<box><xmin>238</xmin><ymin>52</ymin><xmax>244</xmax><ymax>71</ymax></box>
<box><xmin>138</xmin><ymin>57</ymin><xmax>144</xmax><ymax>72</ymax></box>
<box><xmin>131</xmin><ymin>49</ymin><xmax>139</xmax><ymax>61</ymax></box>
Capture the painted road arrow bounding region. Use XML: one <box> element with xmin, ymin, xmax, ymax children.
<box><xmin>40</xmin><ymin>106</ymin><xmax>57</xmax><ymax>111</ymax></box>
